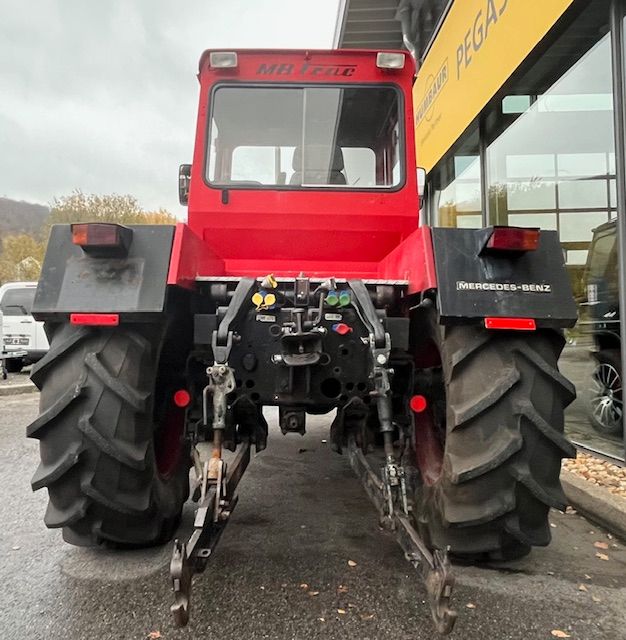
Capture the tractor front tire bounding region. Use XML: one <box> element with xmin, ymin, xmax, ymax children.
<box><xmin>28</xmin><ymin>323</ymin><xmax>190</xmax><ymax>547</ymax></box>
<box><xmin>411</xmin><ymin>312</ymin><xmax>576</xmax><ymax>561</ymax></box>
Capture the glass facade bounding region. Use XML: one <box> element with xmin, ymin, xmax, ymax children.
<box><xmin>431</xmin><ymin>126</ymin><xmax>483</xmax><ymax>228</ymax></box>
<box><xmin>427</xmin><ymin>0</ymin><xmax>626</xmax><ymax>462</ymax></box>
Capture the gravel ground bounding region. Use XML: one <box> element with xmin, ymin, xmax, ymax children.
<box><xmin>563</xmin><ymin>452</ymin><xmax>626</xmax><ymax>499</ymax></box>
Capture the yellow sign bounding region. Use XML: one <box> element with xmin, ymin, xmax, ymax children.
<box><xmin>413</xmin><ymin>0</ymin><xmax>575</xmax><ymax>171</ymax></box>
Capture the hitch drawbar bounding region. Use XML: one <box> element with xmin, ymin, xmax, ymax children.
<box><xmin>170</xmin><ymin>440</ymin><xmax>251</xmax><ymax>626</ymax></box>
<box><xmin>347</xmin><ymin>439</ymin><xmax>457</xmax><ymax>635</ymax></box>
<box><xmin>170</xmin><ymin>436</ymin><xmax>457</xmax><ymax>633</ymax></box>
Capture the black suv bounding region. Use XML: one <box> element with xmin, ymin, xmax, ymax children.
<box><xmin>580</xmin><ymin>219</ymin><xmax>622</xmax><ymax>436</ymax></box>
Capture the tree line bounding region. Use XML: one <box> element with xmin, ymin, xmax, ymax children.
<box><xmin>0</xmin><ymin>191</ymin><xmax>177</xmax><ymax>284</ymax></box>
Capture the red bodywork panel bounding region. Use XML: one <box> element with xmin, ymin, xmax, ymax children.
<box><xmin>378</xmin><ymin>226</ymin><xmax>437</xmax><ymax>293</ymax></box>
<box><xmin>168</xmin><ymin>49</ymin><xmax>436</xmax><ymax>290</ymax></box>
<box><xmin>167</xmin><ymin>223</ymin><xmax>224</xmax><ymax>289</ymax></box>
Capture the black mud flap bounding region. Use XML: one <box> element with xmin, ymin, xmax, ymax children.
<box><xmin>431</xmin><ymin>227</ymin><xmax>577</xmax><ymax>328</ymax></box>
<box><xmin>32</xmin><ymin>225</ymin><xmax>176</xmax><ymax>322</ymax></box>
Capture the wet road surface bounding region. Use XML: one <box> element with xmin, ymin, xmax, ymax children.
<box><xmin>1</xmin><ymin>394</ymin><xmax>625</xmax><ymax>640</ymax></box>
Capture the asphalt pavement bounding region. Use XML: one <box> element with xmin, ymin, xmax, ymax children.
<box><xmin>1</xmin><ymin>394</ymin><xmax>625</xmax><ymax>640</ymax></box>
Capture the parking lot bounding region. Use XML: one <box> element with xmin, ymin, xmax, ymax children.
<box><xmin>1</xmin><ymin>389</ymin><xmax>625</xmax><ymax>640</ymax></box>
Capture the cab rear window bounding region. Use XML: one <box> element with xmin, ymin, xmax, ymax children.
<box><xmin>207</xmin><ymin>84</ymin><xmax>403</xmax><ymax>189</ymax></box>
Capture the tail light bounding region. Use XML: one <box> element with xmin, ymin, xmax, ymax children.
<box><xmin>71</xmin><ymin>223</ymin><xmax>132</xmax><ymax>256</ymax></box>
<box><xmin>483</xmin><ymin>226</ymin><xmax>540</xmax><ymax>253</ymax></box>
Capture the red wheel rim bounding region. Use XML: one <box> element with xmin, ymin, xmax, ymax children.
<box><xmin>414</xmin><ymin>408</ymin><xmax>444</xmax><ymax>486</ymax></box>
<box><xmin>155</xmin><ymin>401</ymin><xmax>185</xmax><ymax>479</ymax></box>
<box><xmin>413</xmin><ymin>338</ymin><xmax>445</xmax><ymax>486</ymax></box>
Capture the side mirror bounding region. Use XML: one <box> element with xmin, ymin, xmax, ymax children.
<box><xmin>417</xmin><ymin>167</ymin><xmax>426</xmax><ymax>210</ymax></box>
<box><xmin>179</xmin><ymin>164</ymin><xmax>192</xmax><ymax>206</ymax></box>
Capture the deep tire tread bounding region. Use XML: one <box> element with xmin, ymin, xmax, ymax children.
<box><xmin>29</xmin><ymin>323</ymin><xmax>189</xmax><ymax>547</ymax></box>
<box><xmin>449</xmin><ymin>331</ymin><xmax>490</xmax><ymax>371</ymax></box>
<box><xmin>515</xmin><ymin>401</ymin><xmax>576</xmax><ymax>458</ymax></box>
<box><xmin>448</xmin><ymin>427</ymin><xmax>523</xmax><ymax>483</ymax></box>
<box><xmin>508</xmin><ymin>460</ymin><xmax>568</xmax><ymax>511</ymax></box>
<box><xmin>414</xmin><ymin>318</ymin><xmax>575</xmax><ymax>559</ymax></box>
<box><xmin>449</xmin><ymin>367</ymin><xmax>520</xmax><ymax>429</ymax></box>
<box><xmin>31</xmin><ymin>444</ymin><xmax>83</xmax><ymax>491</ymax></box>
<box><xmin>514</xmin><ymin>343</ymin><xmax>576</xmax><ymax>401</ymax></box>
<box><xmin>31</xmin><ymin>326</ymin><xmax>91</xmax><ymax>388</ymax></box>
<box><xmin>44</xmin><ymin>497</ymin><xmax>89</xmax><ymax>528</ymax></box>
<box><xmin>84</xmin><ymin>352</ymin><xmax>149</xmax><ymax>412</ymax></box>
<box><xmin>81</xmin><ymin>477</ymin><xmax>152</xmax><ymax>516</ymax></box>
<box><xmin>77</xmin><ymin>415</ymin><xmax>148</xmax><ymax>470</ymax></box>
<box><xmin>26</xmin><ymin>376</ymin><xmax>86</xmax><ymax>438</ymax></box>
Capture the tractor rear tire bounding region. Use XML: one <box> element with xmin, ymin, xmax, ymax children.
<box><xmin>410</xmin><ymin>312</ymin><xmax>576</xmax><ymax>561</ymax></box>
<box><xmin>28</xmin><ymin>323</ymin><xmax>190</xmax><ymax>547</ymax></box>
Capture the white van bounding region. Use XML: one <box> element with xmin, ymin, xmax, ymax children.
<box><xmin>0</xmin><ymin>281</ymin><xmax>49</xmax><ymax>373</ymax></box>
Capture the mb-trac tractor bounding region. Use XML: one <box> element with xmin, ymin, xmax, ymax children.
<box><xmin>28</xmin><ymin>49</ymin><xmax>577</xmax><ymax>634</ymax></box>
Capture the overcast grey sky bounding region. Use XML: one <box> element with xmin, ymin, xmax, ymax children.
<box><xmin>0</xmin><ymin>0</ymin><xmax>342</xmax><ymax>216</ymax></box>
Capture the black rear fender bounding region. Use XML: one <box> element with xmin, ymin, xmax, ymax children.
<box><xmin>431</xmin><ymin>227</ymin><xmax>577</xmax><ymax>329</ymax></box>
<box><xmin>33</xmin><ymin>224</ymin><xmax>177</xmax><ymax>322</ymax></box>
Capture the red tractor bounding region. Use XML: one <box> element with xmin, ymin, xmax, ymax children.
<box><xmin>28</xmin><ymin>49</ymin><xmax>577</xmax><ymax>633</ymax></box>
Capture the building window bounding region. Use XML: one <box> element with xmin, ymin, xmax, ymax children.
<box><xmin>430</xmin><ymin>125</ymin><xmax>482</xmax><ymax>228</ymax></box>
<box><xmin>485</xmin><ymin>31</ymin><xmax>615</xmax><ymax>273</ymax></box>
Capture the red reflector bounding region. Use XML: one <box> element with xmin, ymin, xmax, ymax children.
<box><xmin>70</xmin><ymin>313</ymin><xmax>120</xmax><ymax>326</ymax></box>
<box><xmin>71</xmin><ymin>223</ymin><xmax>121</xmax><ymax>247</ymax></box>
<box><xmin>484</xmin><ymin>317</ymin><xmax>536</xmax><ymax>331</ymax></box>
<box><xmin>487</xmin><ymin>227</ymin><xmax>539</xmax><ymax>251</ymax></box>
<box><xmin>173</xmin><ymin>389</ymin><xmax>191</xmax><ymax>408</ymax></box>
<box><xmin>410</xmin><ymin>394</ymin><xmax>428</xmax><ymax>413</ymax></box>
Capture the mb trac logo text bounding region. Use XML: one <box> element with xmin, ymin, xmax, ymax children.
<box><xmin>256</xmin><ymin>63</ymin><xmax>357</xmax><ymax>77</ymax></box>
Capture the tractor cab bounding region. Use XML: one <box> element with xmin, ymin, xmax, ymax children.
<box><xmin>182</xmin><ymin>49</ymin><xmax>418</xmax><ymax>277</ymax></box>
